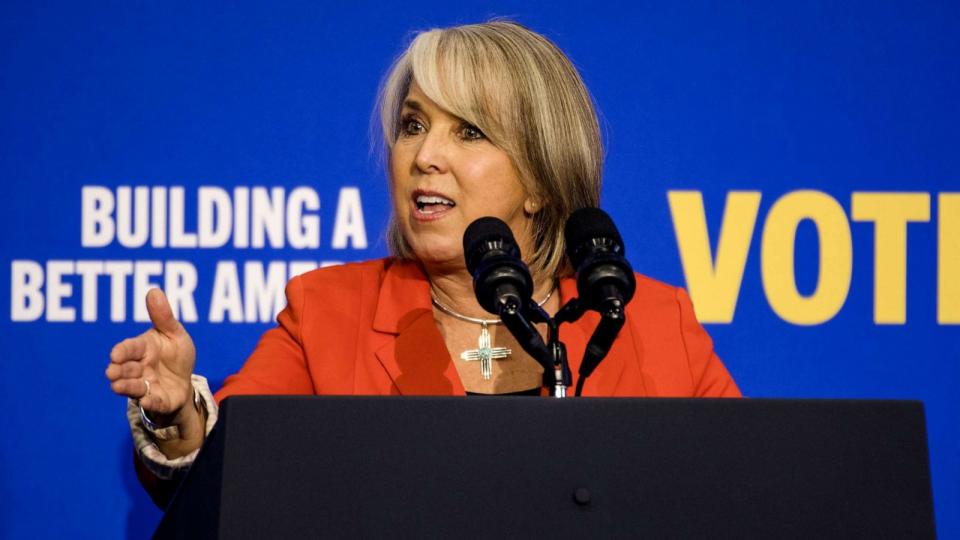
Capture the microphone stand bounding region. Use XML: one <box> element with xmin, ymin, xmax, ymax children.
<box><xmin>500</xmin><ymin>295</ymin><xmax>622</xmax><ymax>398</ymax></box>
<box><xmin>498</xmin><ymin>298</ymin><xmax>585</xmax><ymax>398</ymax></box>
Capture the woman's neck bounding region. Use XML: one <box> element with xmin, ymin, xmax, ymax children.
<box><xmin>425</xmin><ymin>266</ymin><xmax>488</xmax><ymax>319</ymax></box>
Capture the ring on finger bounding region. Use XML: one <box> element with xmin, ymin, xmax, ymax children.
<box><xmin>143</xmin><ymin>378</ymin><xmax>151</xmax><ymax>398</ymax></box>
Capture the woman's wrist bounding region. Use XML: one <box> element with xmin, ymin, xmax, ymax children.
<box><xmin>153</xmin><ymin>399</ymin><xmax>206</xmax><ymax>458</ymax></box>
<box><xmin>140</xmin><ymin>385</ymin><xmax>203</xmax><ymax>441</ymax></box>
<box><xmin>128</xmin><ymin>375</ymin><xmax>216</xmax><ymax>471</ymax></box>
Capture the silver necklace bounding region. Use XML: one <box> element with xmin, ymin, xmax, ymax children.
<box><xmin>431</xmin><ymin>287</ymin><xmax>554</xmax><ymax>380</ymax></box>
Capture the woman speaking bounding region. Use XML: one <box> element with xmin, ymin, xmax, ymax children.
<box><xmin>105</xmin><ymin>20</ymin><xmax>740</xmax><ymax>501</ymax></box>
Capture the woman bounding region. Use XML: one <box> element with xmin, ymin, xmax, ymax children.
<box><xmin>106</xmin><ymin>20</ymin><xmax>740</xmax><ymax>504</ymax></box>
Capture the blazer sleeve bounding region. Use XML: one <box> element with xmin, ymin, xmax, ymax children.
<box><xmin>214</xmin><ymin>275</ymin><xmax>316</xmax><ymax>402</ymax></box>
<box><xmin>676</xmin><ymin>287</ymin><xmax>742</xmax><ymax>397</ymax></box>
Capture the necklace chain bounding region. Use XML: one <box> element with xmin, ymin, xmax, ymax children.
<box><xmin>430</xmin><ymin>286</ymin><xmax>554</xmax><ymax>326</ymax></box>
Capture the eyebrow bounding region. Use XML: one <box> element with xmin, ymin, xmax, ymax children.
<box><xmin>401</xmin><ymin>99</ymin><xmax>423</xmax><ymax>112</ymax></box>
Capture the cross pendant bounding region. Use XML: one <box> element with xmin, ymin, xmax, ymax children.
<box><xmin>460</xmin><ymin>322</ymin><xmax>512</xmax><ymax>380</ymax></box>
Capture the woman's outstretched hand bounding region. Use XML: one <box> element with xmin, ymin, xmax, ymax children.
<box><xmin>106</xmin><ymin>288</ymin><xmax>205</xmax><ymax>456</ymax></box>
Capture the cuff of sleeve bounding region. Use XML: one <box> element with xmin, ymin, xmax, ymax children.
<box><xmin>126</xmin><ymin>374</ymin><xmax>219</xmax><ymax>480</ymax></box>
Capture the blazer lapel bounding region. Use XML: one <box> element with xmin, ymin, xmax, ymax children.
<box><xmin>372</xmin><ymin>260</ymin><xmax>465</xmax><ymax>396</ymax></box>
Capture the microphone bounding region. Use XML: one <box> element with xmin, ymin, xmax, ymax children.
<box><xmin>565</xmin><ymin>208</ymin><xmax>636</xmax><ymax>391</ymax></box>
<box><xmin>564</xmin><ymin>208</ymin><xmax>636</xmax><ymax>314</ymax></box>
<box><xmin>463</xmin><ymin>217</ymin><xmax>534</xmax><ymax>316</ymax></box>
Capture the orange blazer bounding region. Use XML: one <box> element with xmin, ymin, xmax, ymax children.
<box><xmin>214</xmin><ymin>258</ymin><xmax>740</xmax><ymax>402</ymax></box>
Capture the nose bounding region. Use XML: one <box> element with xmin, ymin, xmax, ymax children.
<box><xmin>413</xmin><ymin>129</ymin><xmax>450</xmax><ymax>174</ymax></box>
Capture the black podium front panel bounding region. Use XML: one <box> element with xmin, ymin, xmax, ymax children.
<box><xmin>156</xmin><ymin>397</ymin><xmax>935</xmax><ymax>539</ymax></box>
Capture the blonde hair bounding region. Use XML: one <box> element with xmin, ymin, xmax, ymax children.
<box><xmin>378</xmin><ymin>20</ymin><xmax>603</xmax><ymax>280</ymax></box>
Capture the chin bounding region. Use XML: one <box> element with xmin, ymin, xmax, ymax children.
<box><xmin>409</xmin><ymin>240</ymin><xmax>464</xmax><ymax>270</ymax></box>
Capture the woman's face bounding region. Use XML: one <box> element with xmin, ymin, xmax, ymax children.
<box><xmin>390</xmin><ymin>82</ymin><xmax>535</xmax><ymax>272</ymax></box>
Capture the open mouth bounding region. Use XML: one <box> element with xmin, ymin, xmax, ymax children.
<box><xmin>414</xmin><ymin>194</ymin><xmax>456</xmax><ymax>215</ymax></box>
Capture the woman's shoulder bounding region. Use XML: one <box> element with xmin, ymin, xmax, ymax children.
<box><xmin>288</xmin><ymin>257</ymin><xmax>418</xmax><ymax>312</ymax></box>
<box><xmin>626</xmin><ymin>272</ymin><xmax>693</xmax><ymax>321</ymax></box>
<box><xmin>559</xmin><ymin>270</ymin><xmax>690</xmax><ymax>322</ymax></box>
<box><xmin>633</xmin><ymin>272</ymin><xmax>685</xmax><ymax>302</ymax></box>
<box><xmin>293</xmin><ymin>257</ymin><xmax>408</xmax><ymax>289</ymax></box>
<box><xmin>296</xmin><ymin>257</ymin><xmax>388</xmax><ymax>280</ymax></box>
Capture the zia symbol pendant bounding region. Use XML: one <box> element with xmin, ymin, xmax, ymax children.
<box><xmin>460</xmin><ymin>322</ymin><xmax>512</xmax><ymax>380</ymax></box>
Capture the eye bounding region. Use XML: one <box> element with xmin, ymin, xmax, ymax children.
<box><xmin>400</xmin><ymin>115</ymin><xmax>425</xmax><ymax>137</ymax></box>
<box><xmin>460</xmin><ymin>123</ymin><xmax>486</xmax><ymax>141</ymax></box>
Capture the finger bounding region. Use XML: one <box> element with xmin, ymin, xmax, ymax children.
<box><xmin>110</xmin><ymin>378</ymin><xmax>150</xmax><ymax>399</ymax></box>
<box><xmin>146</xmin><ymin>288</ymin><xmax>183</xmax><ymax>338</ymax></box>
<box><xmin>105</xmin><ymin>361</ymin><xmax>143</xmax><ymax>381</ymax></box>
<box><xmin>109</xmin><ymin>337</ymin><xmax>147</xmax><ymax>364</ymax></box>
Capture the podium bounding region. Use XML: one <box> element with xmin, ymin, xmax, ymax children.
<box><xmin>155</xmin><ymin>397</ymin><xmax>936</xmax><ymax>539</ymax></box>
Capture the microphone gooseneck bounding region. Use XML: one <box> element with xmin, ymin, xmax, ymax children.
<box><xmin>462</xmin><ymin>217</ymin><xmax>566</xmax><ymax>393</ymax></box>
<box><xmin>564</xmin><ymin>208</ymin><xmax>637</xmax><ymax>395</ymax></box>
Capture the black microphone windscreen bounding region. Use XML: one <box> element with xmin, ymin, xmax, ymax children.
<box><xmin>463</xmin><ymin>217</ymin><xmax>518</xmax><ymax>274</ymax></box>
<box><xmin>564</xmin><ymin>208</ymin><xmax>624</xmax><ymax>266</ymax></box>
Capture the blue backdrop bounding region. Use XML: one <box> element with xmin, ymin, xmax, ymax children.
<box><xmin>1</xmin><ymin>1</ymin><xmax>957</xmax><ymax>538</ymax></box>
